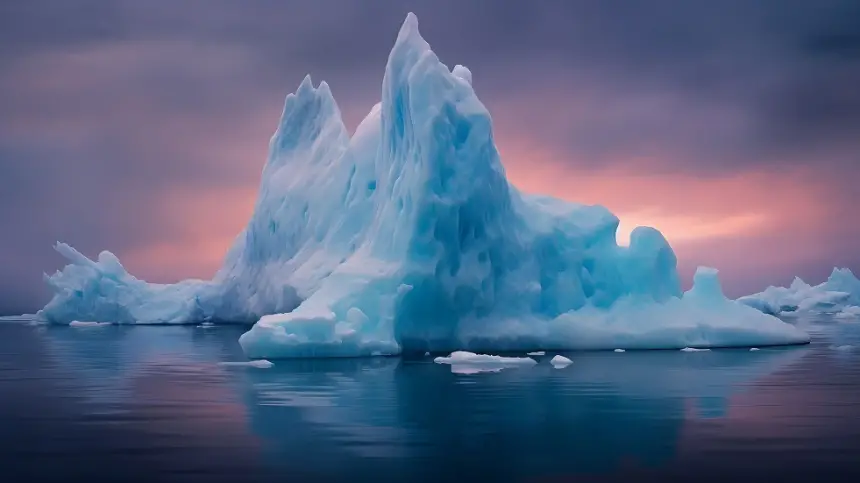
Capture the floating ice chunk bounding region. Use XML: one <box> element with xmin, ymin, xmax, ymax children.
<box><xmin>830</xmin><ymin>345</ymin><xmax>853</xmax><ymax>352</ymax></box>
<box><xmin>434</xmin><ymin>351</ymin><xmax>536</xmax><ymax>374</ymax></box>
<box><xmin>69</xmin><ymin>321</ymin><xmax>111</xmax><ymax>327</ymax></box>
<box><xmin>681</xmin><ymin>347</ymin><xmax>711</xmax><ymax>352</ymax></box>
<box><xmin>219</xmin><ymin>360</ymin><xmax>274</xmax><ymax>368</ymax></box>
<box><xmin>0</xmin><ymin>314</ymin><xmax>37</xmax><ymax>323</ymax></box>
<box><xmin>614</xmin><ymin>349</ymin><xmax>626</xmax><ymax>353</ymax></box>
<box><xmin>527</xmin><ymin>351</ymin><xmax>545</xmax><ymax>356</ymax></box>
<box><xmin>550</xmin><ymin>355</ymin><xmax>573</xmax><ymax>368</ymax></box>
<box><xmin>835</xmin><ymin>306</ymin><xmax>860</xmax><ymax>319</ymax></box>
<box><xmin>424</xmin><ymin>352</ymin><xmax>430</xmax><ymax>356</ymax></box>
<box><xmin>750</xmin><ymin>348</ymin><xmax>760</xmax><ymax>351</ymax></box>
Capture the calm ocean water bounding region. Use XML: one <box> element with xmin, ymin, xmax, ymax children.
<box><xmin>1</xmin><ymin>317</ymin><xmax>859</xmax><ymax>483</ymax></box>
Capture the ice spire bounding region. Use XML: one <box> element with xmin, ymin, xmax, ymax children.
<box><xmin>268</xmin><ymin>74</ymin><xmax>348</xmax><ymax>166</ymax></box>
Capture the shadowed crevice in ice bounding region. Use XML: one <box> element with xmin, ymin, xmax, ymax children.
<box><xmin>36</xmin><ymin>13</ymin><xmax>809</xmax><ymax>357</ymax></box>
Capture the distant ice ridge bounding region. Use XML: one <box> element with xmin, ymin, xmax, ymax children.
<box><xmin>738</xmin><ymin>268</ymin><xmax>860</xmax><ymax>318</ymax></box>
<box><xmin>36</xmin><ymin>13</ymin><xmax>808</xmax><ymax>356</ymax></box>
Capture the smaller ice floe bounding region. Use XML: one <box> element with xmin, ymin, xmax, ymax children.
<box><xmin>197</xmin><ymin>323</ymin><xmax>215</xmax><ymax>329</ymax></box>
<box><xmin>434</xmin><ymin>351</ymin><xmax>536</xmax><ymax>374</ymax></box>
<box><xmin>69</xmin><ymin>321</ymin><xmax>111</xmax><ymax>328</ymax></box>
<box><xmin>830</xmin><ymin>345</ymin><xmax>854</xmax><ymax>352</ymax></box>
<box><xmin>219</xmin><ymin>360</ymin><xmax>274</xmax><ymax>368</ymax></box>
<box><xmin>0</xmin><ymin>314</ymin><xmax>37</xmax><ymax>324</ymax></box>
<box><xmin>550</xmin><ymin>355</ymin><xmax>573</xmax><ymax>368</ymax></box>
<box><xmin>835</xmin><ymin>306</ymin><xmax>860</xmax><ymax>319</ymax></box>
<box><xmin>750</xmin><ymin>348</ymin><xmax>760</xmax><ymax>351</ymax></box>
<box><xmin>424</xmin><ymin>352</ymin><xmax>430</xmax><ymax>356</ymax></box>
<box><xmin>681</xmin><ymin>347</ymin><xmax>711</xmax><ymax>352</ymax></box>
<box><xmin>527</xmin><ymin>351</ymin><xmax>545</xmax><ymax>356</ymax></box>
<box><xmin>614</xmin><ymin>349</ymin><xmax>626</xmax><ymax>353</ymax></box>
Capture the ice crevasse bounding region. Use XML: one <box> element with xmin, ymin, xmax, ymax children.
<box><xmin>36</xmin><ymin>13</ymin><xmax>810</xmax><ymax>357</ymax></box>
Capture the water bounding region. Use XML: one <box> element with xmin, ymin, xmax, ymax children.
<box><xmin>1</xmin><ymin>318</ymin><xmax>859</xmax><ymax>483</ymax></box>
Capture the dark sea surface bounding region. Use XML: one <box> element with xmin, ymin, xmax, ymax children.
<box><xmin>1</xmin><ymin>317</ymin><xmax>859</xmax><ymax>483</ymax></box>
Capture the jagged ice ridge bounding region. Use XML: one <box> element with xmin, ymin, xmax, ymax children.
<box><xmin>36</xmin><ymin>13</ymin><xmax>809</xmax><ymax>357</ymax></box>
<box><xmin>738</xmin><ymin>268</ymin><xmax>860</xmax><ymax>317</ymax></box>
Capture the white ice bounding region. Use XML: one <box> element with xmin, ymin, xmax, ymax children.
<box><xmin>434</xmin><ymin>351</ymin><xmax>536</xmax><ymax>374</ymax></box>
<box><xmin>739</xmin><ymin>268</ymin><xmax>860</xmax><ymax>317</ymax></box>
<box><xmin>835</xmin><ymin>306</ymin><xmax>860</xmax><ymax>319</ymax></box>
<box><xmin>681</xmin><ymin>347</ymin><xmax>711</xmax><ymax>352</ymax></box>
<box><xmin>35</xmin><ymin>13</ymin><xmax>809</xmax><ymax>358</ymax></box>
<box><xmin>527</xmin><ymin>351</ymin><xmax>545</xmax><ymax>356</ymax></box>
<box><xmin>69</xmin><ymin>321</ymin><xmax>111</xmax><ymax>328</ymax></box>
<box><xmin>614</xmin><ymin>349</ymin><xmax>626</xmax><ymax>353</ymax></box>
<box><xmin>550</xmin><ymin>355</ymin><xmax>573</xmax><ymax>368</ymax></box>
<box><xmin>218</xmin><ymin>360</ymin><xmax>274</xmax><ymax>369</ymax></box>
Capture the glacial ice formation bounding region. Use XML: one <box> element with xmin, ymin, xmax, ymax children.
<box><xmin>36</xmin><ymin>13</ymin><xmax>809</xmax><ymax>357</ymax></box>
<box><xmin>738</xmin><ymin>268</ymin><xmax>860</xmax><ymax>318</ymax></box>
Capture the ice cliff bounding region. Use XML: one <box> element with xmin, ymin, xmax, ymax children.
<box><xmin>738</xmin><ymin>268</ymin><xmax>860</xmax><ymax>318</ymax></box>
<box><xmin>36</xmin><ymin>13</ymin><xmax>809</xmax><ymax>356</ymax></box>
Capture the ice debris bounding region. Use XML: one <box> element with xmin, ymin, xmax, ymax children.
<box><xmin>434</xmin><ymin>351</ymin><xmax>536</xmax><ymax>374</ymax></box>
<box><xmin>218</xmin><ymin>360</ymin><xmax>274</xmax><ymax>369</ymax></box>
<box><xmin>550</xmin><ymin>355</ymin><xmax>573</xmax><ymax>368</ymax></box>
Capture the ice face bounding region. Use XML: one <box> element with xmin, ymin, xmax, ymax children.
<box><xmin>36</xmin><ymin>13</ymin><xmax>809</xmax><ymax>356</ymax></box>
<box><xmin>738</xmin><ymin>267</ymin><xmax>860</xmax><ymax>317</ymax></box>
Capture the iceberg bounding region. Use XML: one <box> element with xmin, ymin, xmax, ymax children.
<box><xmin>738</xmin><ymin>268</ymin><xmax>860</xmax><ymax>317</ymax></box>
<box><xmin>36</xmin><ymin>13</ymin><xmax>809</xmax><ymax>357</ymax></box>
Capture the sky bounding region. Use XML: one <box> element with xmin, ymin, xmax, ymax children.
<box><xmin>1</xmin><ymin>0</ymin><xmax>859</xmax><ymax>315</ymax></box>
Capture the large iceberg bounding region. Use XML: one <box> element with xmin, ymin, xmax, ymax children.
<box><xmin>738</xmin><ymin>268</ymin><xmax>860</xmax><ymax>317</ymax></box>
<box><xmin>37</xmin><ymin>13</ymin><xmax>809</xmax><ymax>356</ymax></box>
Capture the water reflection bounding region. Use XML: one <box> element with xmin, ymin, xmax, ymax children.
<box><xmin>2</xmin><ymin>322</ymin><xmax>854</xmax><ymax>482</ymax></box>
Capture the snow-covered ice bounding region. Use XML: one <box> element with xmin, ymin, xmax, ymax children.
<box><xmin>34</xmin><ymin>13</ymin><xmax>809</xmax><ymax>358</ymax></box>
<box><xmin>750</xmin><ymin>348</ymin><xmax>760</xmax><ymax>351</ymax></box>
<box><xmin>218</xmin><ymin>360</ymin><xmax>274</xmax><ymax>369</ymax></box>
<box><xmin>434</xmin><ymin>351</ymin><xmax>536</xmax><ymax>374</ymax></box>
<box><xmin>550</xmin><ymin>355</ymin><xmax>573</xmax><ymax>368</ymax></box>
<box><xmin>527</xmin><ymin>351</ymin><xmax>545</xmax><ymax>356</ymax></box>
<box><xmin>739</xmin><ymin>268</ymin><xmax>860</xmax><ymax>317</ymax></box>
<box><xmin>614</xmin><ymin>349</ymin><xmax>626</xmax><ymax>353</ymax></box>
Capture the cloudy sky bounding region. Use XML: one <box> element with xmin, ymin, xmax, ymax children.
<box><xmin>1</xmin><ymin>0</ymin><xmax>858</xmax><ymax>314</ymax></box>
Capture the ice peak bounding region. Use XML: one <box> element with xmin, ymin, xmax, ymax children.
<box><xmin>685</xmin><ymin>266</ymin><xmax>726</xmax><ymax>301</ymax></box>
<box><xmin>452</xmin><ymin>64</ymin><xmax>473</xmax><ymax>85</ymax></box>
<box><xmin>829</xmin><ymin>267</ymin><xmax>857</xmax><ymax>281</ymax></box>
<box><xmin>270</xmin><ymin>74</ymin><xmax>347</xmax><ymax>161</ymax></box>
<box><xmin>297</xmin><ymin>74</ymin><xmax>314</xmax><ymax>94</ymax></box>
<box><xmin>398</xmin><ymin>12</ymin><xmax>421</xmax><ymax>41</ymax></box>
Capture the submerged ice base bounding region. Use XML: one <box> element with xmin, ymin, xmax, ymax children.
<box><xmin>37</xmin><ymin>13</ymin><xmax>809</xmax><ymax>357</ymax></box>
